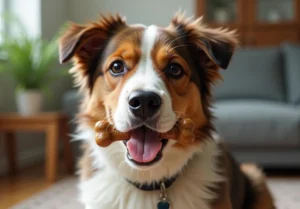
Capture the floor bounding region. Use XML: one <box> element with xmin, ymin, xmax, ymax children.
<box><xmin>1</xmin><ymin>164</ymin><xmax>300</xmax><ymax>209</ymax></box>
<box><xmin>0</xmin><ymin>163</ymin><xmax>71</xmax><ymax>209</ymax></box>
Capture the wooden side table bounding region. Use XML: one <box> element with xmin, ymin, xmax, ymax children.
<box><xmin>0</xmin><ymin>112</ymin><xmax>74</xmax><ymax>182</ymax></box>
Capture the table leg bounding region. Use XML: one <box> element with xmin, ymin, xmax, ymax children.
<box><xmin>45</xmin><ymin>123</ymin><xmax>59</xmax><ymax>182</ymax></box>
<box><xmin>5</xmin><ymin>132</ymin><xmax>17</xmax><ymax>175</ymax></box>
<box><xmin>61</xmin><ymin>118</ymin><xmax>74</xmax><ymax>174</ymax></box>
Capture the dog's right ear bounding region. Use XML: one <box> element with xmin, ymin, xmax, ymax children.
<box><xmin>168</xmin><ymin>13</ymin><xmax>237</xmax><ymax>70</ymax></box>
<box><xmin>58</xmin><ymin>15</ymin><xmax>127</xmax><ymax>64</ymax></box>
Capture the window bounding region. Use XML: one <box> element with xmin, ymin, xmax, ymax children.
<box><xmin>0</xmin><ymin>0</ymin><xmax>41</xmax><ymax>40</ymax></box>
<box><xmin>10</xmin><ymin>0</ymin><xmax>41</xmax><ymax>37</ymax></box>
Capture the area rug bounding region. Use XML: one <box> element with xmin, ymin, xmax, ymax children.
<box><xmin>9</xmin><ymin>177</ymin><xmax>300</xmax><ymax>209</ymax></box>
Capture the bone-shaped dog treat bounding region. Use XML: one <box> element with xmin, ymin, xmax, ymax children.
<box><xmin>95</xmin><ymin>120</ymin><xmax>130</xmax><ymax>147</ymax></box>
<box><xmin>159</xmin><ymin>118</ymin><xmax>195</xmax><ymax>145</ymax></box>
<box><xmin>94</xmin><ymin>118</ymin><xmax>196</xmax><ymax>147</ymax></box>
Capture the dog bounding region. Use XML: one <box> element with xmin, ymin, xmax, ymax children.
<box><xmin>58</xmin><ymin>13</ymin><xmax>275</xmax><ymax>209</ymax></box>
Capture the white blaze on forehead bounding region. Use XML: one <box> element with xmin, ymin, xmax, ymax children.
<box><xmin>132</xmin><ymin>25</ymin><xmax>160</xmax><ymax>89</ymax></box>
<box><xmin>141</xmin><ymin>25</ymin><xmax>158</xmax><ymax>59</ymax></box>
<box><xmin>124</xmin><ymin>24</ymin><xmax>162</xmax><ymax>91</ymax></box>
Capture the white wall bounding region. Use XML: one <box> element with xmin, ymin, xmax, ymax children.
<box><xmin>67</xmin><ymin>0</ymin><xmax>195</xmax><ymax>25</ymax></box>
<box><xmin>41</xmin><ymin>0</ymin><xmax>73</xmax><ymax>111</ymax></box>
<box><xmin>42</xmin><ymin>0</ymin><xmax>68</xmax><ymax>39</ymax></box>
<box><xmin>10</xmin><ymin>0</ymin><xmax>41</xmax><ymax>37</ymax></box>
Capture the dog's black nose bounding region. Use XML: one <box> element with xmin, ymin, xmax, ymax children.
<box><xmin>128</xmin><ymin>91</ymin><xmax>161</xmax><ymax>118</ymax></box>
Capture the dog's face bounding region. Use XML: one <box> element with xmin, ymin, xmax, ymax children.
<box><xmin>59</xmin><ymin>14</ymin><xmax>236</xmax><ymax>183</ymax></box>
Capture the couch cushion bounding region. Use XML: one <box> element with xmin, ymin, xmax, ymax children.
<box><xmin>214</xmin><ymin>47</ymin><xmax>285</xmax><ymax>101</ymax></box>
<box><xmin>282</xmin><ymin>43</ymin><xmax>300</xmax><ymax>104</ymax></box>
<box><xmin>213</xmin><ymin>100</ymin><xmax>300</xmax><ymax>147</ymax></box>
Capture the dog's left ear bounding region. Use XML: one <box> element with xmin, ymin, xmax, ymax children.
<box><xmin>168</xmin><ymin>14</ymin><xmax>238</xmax><ymax>70</ymax></box>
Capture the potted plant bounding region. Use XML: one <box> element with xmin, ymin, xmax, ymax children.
<box><xmin>0</xmin><ymin>16</ymin><xmax>62</xmax><ymax>116</ymax></box>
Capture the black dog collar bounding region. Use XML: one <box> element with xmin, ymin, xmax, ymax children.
<box><xmin>127</xmin><ymin>175</ymin><xmax>178</xmax><ymax>191</ymax></box>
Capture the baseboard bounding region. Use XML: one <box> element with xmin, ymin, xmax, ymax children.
<box><xmin>0</xmin><ymin>145</ymin><xmax>45</xmax><ymax>176</ymax></box>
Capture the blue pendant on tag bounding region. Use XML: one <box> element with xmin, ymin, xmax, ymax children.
<box><xmin>157</xmin><ymin>199</ymin><xmax>170</xmax><ymax>209</ymax></box>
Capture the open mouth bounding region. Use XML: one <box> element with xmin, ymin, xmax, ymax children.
<box><xmin>123</xmin><ymin>126</ymin><xmax>168</xmax><ymax>166</ymax></box>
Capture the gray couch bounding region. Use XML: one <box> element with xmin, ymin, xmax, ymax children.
<box><xmin>62</xmin><ymin>43</ymin><xmax>300</xmax><ymax>168</ymax></box>
<box><xmin>213</xmin><ymin>43</ymin><xmax>300</xmax><ymax>167</ymax></box>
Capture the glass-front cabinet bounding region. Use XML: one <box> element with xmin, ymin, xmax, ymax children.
<box><xmin>255</xmin><ymin>0</ymin><xmax>296</xmax><ymax>24</ymax></box>
<box><xmin>196</xmin><ymin>0</ymin><xmax>300</xmax><ymax>46</ymax></box>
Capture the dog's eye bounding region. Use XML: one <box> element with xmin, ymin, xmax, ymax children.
<box><xmin>109</xmin><ymin>60</ymin><xmax>125</xmax><ymax>76</ymax></box>
<box><xmin>165</xmin><ymin>63</ymin><xmax>184</xmax><ymax>79</ymax></box>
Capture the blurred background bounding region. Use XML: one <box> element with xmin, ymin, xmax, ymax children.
<box><xmin>0</xmin><ymin>0</ymin><xmax>299</xmax><ymax>208</ymax></box>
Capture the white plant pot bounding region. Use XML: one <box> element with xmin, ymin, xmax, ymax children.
<box><xmin>16</xmin><ymin>90</ymin><xmax>43</xmax><ymax>116</ymax></box>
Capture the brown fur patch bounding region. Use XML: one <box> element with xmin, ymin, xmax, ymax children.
<box><xmin>163</xmin><ymin>14</ymin><xmax>237</xmax><ymax>148</ymax></box>
<box><xmin>60</xmin><ymin>23</ymin><xmax>145</xmax><ymax>127</ymax></box>
<box><xmin>84</xmin><ymin>30</ymin><xmax>144</xmax><ymax>126</ymax></box>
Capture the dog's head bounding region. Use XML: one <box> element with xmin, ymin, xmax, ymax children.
<box><xmin>59</xmin><ymin>14</ymin><xmax>237</xmax><ymax>183</ymax></box>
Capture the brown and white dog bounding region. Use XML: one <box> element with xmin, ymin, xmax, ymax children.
<box><xmin>59</xmin><ymin>13</ymin><xmax>275</xmax><ymax>209</ymax></box>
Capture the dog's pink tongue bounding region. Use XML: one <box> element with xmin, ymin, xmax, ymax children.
<box><xmin>127</xmin><ymin>127</ymin><xmax>161</xmax><ymax>163</ymax></box>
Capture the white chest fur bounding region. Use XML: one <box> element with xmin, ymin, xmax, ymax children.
<box><xmin>79</xmin><ymin>140</ymin><xmax>224</xmax><ymax>209</ymax></box>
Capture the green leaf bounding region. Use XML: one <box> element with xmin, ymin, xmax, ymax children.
<box><xmin>0</xmin><ymin>13</ymin><xmax>66</xmax><ymax>91</ymax></box>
